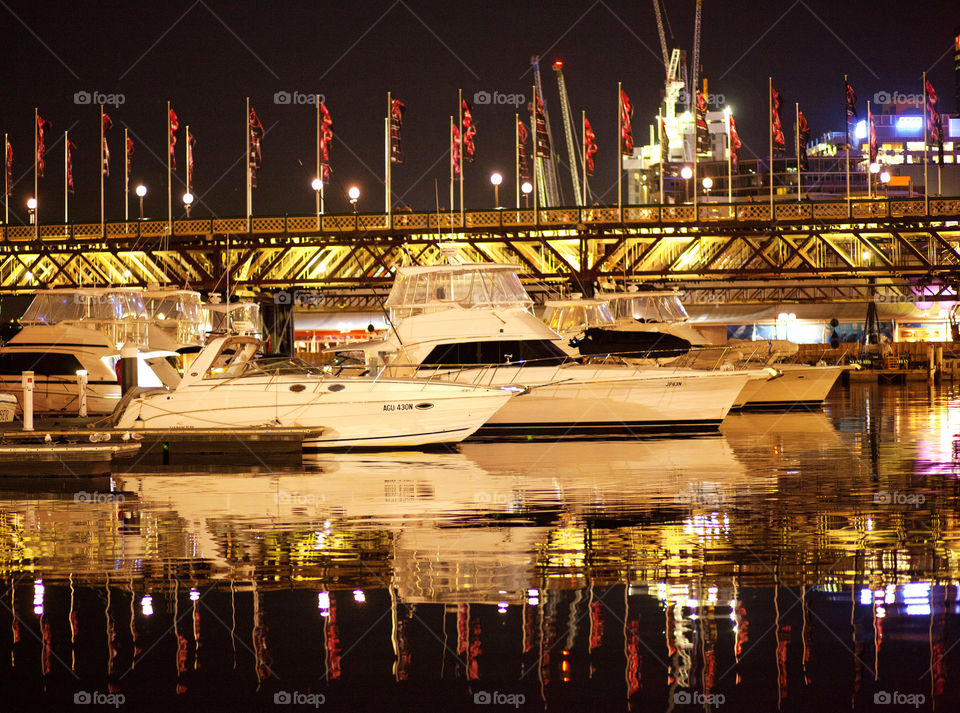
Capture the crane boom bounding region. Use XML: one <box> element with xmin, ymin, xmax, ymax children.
<box><xmin>552</xmin><ymin>61</ymin><xmax>583</xmax><ymax>205</ymax></box>
<box><xmin>531</xmin><ymin>56</ymin><xmax>562</xmax><ymax>207</ymax></box>
<box><xmin>690</xmin><ymin>0</ymin><xmax>702</xmax><ymax>107</ymax></box>
<box><xmin>652</xmin><ymin>0</ymin><xmax>670</xmax><ymax>77</ymax></box>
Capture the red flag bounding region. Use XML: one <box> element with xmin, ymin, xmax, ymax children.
<box><xmin>320</xmin><ymin>103</ymin><xmax>333</xmax><ymax>182</ymax></box>
<box><xmin>619</xmin><ymin>89</ymin><xmax>634</xmax><ymax>156</ymax></box>
<box><xmin>36</xmin><ymin>114</ymin><xmax>51</xmax><ymax>178</ymax></box>
<box><xmin>125</xmin><ymin>136</ymin><xmax>134</xmax><ymax>177</ymax></box>
<box><xmin>926</xmin><ymin>80</ymin><xmax>944</xmax><ymax>165</ymax></box>
<box><xmin>66</xmin><ymin>139</ymin><xmax>77</xmax><ymax>194</ymax></box>
<box><xmin>771</xmin><ymin>86</ymin><xmax>785</xmax><ymax>154</ymax></box>
<box><xmin>461</xmin><ymin>99</ymin><xmax>476</xmax><ymax>162</ymax></box>
<box><xmin>868</xmin><ymin>114</ymin><xmax>878</xmax><ymax>165</ymax></box>
<box><xmin>390</xmin><ymin>99</ymin><xmax>404</xmax><ymax>164</ymax></box>
<box><xmin>845</xmin><ymin>81</ymin><xmax>857</xmax><ymax>120</ymax></box>
<box><xmin>533</xmin><ymin>94</ymin><xmax>550</xmax><ymax>158</ymax></box>
<box><xmin>695</xmin><ymin>90</ymin><xmax>709</xmax><ymax>153</ymax></box>
<box><xmin>187</xmin><ymin>131</ymin><xmax>196</xmax><ymax>187</ymax></box>
<box><xmin>517</xmin><ymin>118</ymin><xmax>530</xmax><ymax>184</ymax></box>
<box><xmin>5</xmin><ymin>139</ymin><xmax>12</xmax><ymax>196</ymax></box>
<box><xmin>451</xmin><ymin>121</ymin><xmax>461</xmax><ymax>175</ymax></box>
<box><xmin>660</xmin><ymin>115</ymin><xmax>669</xmax><ymax>165</ymax></box>
<box><xmin>249</xmin><ymin>107</ymin><xmax>264</xmax><ymax>187</ymax></box>
<box><xmin>168</xmin><ymin>108</ymin><xmax>179</xmax><ymax>169</ymax></box>
<box><xmin>583</xmin><ymin>116</ymin><xmax>598</xmax><ymax>176</ymax></box>
<box><xmin>728</xmin><ymin>115</ymin><xmax>742</xmax><ymax>171</ymax></box>
<box><xmin>102</xmin><ymin>113</ymin><xmax>113</xmax><ymax>177</ymax></box>
<box><xmin>797</xmin><ymin>111</ymin><xmax>810</xmax><ymax>172</ymax></box>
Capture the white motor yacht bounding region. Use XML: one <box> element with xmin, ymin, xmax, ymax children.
<box><xmin>113</xmin><ymin>334</ymin><xmax>516</xmax><ymax>448</ymax></box>
<box><xmin>336</xmin><ymin>263</ymin><xmax>757</xmax><ymax>437</ymax></box>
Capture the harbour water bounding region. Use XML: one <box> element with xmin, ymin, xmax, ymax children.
<box><xmin>1</xmin><ymin>382</ymin><xmax>958</xmax><ymax>711</ymax></box>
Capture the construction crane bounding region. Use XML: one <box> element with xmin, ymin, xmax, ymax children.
<box><xmin>552</xmin><ymin>60</ymin><xmax>584</xmax><ymax>205</ymax></box>
<box><xmin>690</xmin><ymin>0</ymin><xmax>703</xmax><ymax>114</ymax></box>
<box><xmin>530</xmin><ymin>56</ymin><xmax>563</xmax><ymax>207</ymax></box>
<box><xmin>652</xmin><ymin>0</ymin><xmax>685</xmax><ymax>118</ymax></box>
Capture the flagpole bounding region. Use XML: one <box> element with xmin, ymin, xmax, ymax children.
<box><xmin>449</xmin><ymin>117</ymin><xmax>454</xmax><ymax>215</ymax></box>
<box><xmin>100</xmin><ymin>104</ymin><xmax>105</xmax><ymax>228</ymax></box>
<box><xmin>33</xmin><ymin>108</ymin><xmax>39</xmax><ymax>239</ymax></box>
<box><xmin>581</xmin><ymin>110</ymin><xmax>587</xmax><ymax>207</ymax></box>
<box><xmin>923</xmin><ymin>72</ymin><xmax>929</xmax><ymax>215</ymax></box>
<box><xmin>866</xmin><ymin>102</ymin><xmax>872</xmax><ymax>199</ymax></box>
<box><xmin>167</xmin><ymin>100</ymin><xmax>173</xmax><ymax>234</ymax></box>
<box><xmin>844</xmin><ymin>75</ymin><xmax>851</xmax><ymax>216</ymax></box>
<box><xmin>795</xmin><ymin>102</ymin><xmax>801</xmax><ymax>202</ymax></box>
<box><xmin>458</xmin><ymin>89</ymin><xmax>464</xmax><ymax>219</ymax></box>
<box><xmin>124</xmin><ymin>128</ymin><xmax>129</xmax><ymax>223</ymax></box>
<box><xmin>64</xmin><ymin>130</ymin><xmax>68</xmax><ymax>224</ymax></box>
<box><xmin>531</xmin><ymin>85</ymin><xmax>537</xmax><ymax>222</ymax></box>
<box><xmin>385</xmin><ymin>91</ymin><xmax>392</xmax><ymax>225</ymax></box>
<box><xmin>617</xmin><ymin>82</ymin><xmax>622</xmax><ymax>220</ymax></box>
<box><xmin>245</xmin><ymin>97</ymin><xmax>251</xmax><ymax>229</ymax></box>
<box><xmin>315</xmin><ymin>94</ymin><xmax>321</xmax><ymax>226</ymax></box>
<box><xmin>515</xmin><ymin>113</ymin><xmax>520</xmax><ymax>210</ymax></box>
<box><xmin>726</xmin><ymin>112</ymin><xmax>732</xmax><ymax>204</ymax></box>
<box><xmin>769</xmin><ymin>77</ymin><xmax>774</xmax><ymax>217</ymax></box>
<box><xmin>659</xmin><ymin>106</ymin><xmax>665</xmax><ymax>206</ymax></box>
<box><xmin>184</xmin><ymin>126</ymin><xmax>191</xmax><ymax>217</ymax></box>
<box><xmin>4</xmin><ymin>132</ymin><xmax>8</xmax><ymax>225</ymax></box>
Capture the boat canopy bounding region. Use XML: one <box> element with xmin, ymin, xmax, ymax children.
<box><xmin>542</xmin><ymin>299</ymin><xmax>616</xmax><ymax>333</ymax></box>
<box><xmin>386</xmin><ymin>264</ymin><xmax>532</xmax><ymax>320</ymax></box>
<box><xmin>143</xmin><ymin>290</ymin><xmax>205</xmax><ymax>346</ymax></box>
<box><xmin>21</xmin><ymin>289</ymin><xmax>147</xmax><ymax>324</ymax></box>
<box><xmin>597</xmin><ymin>291</ymin><xmax>689</xmax><ymax>323</ymax></box>
<box><xmin>204</xmin><ymin>302</ymin><xmax>262</xmax><ymax>336</ymax></box>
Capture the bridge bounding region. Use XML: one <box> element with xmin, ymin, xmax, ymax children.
<box><xmin>2</xmin><ymin>196</ymin><xmax>959</xmax><ymax>305</ymax></box>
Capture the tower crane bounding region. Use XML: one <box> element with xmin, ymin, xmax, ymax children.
<box><xmin>552</xmin><ymin>60</ymin><xmax>584</xmax><ymax>205</ymax></box>
<box><xmin>530</xmin><ymin>56</ymin><xmax>563</xmax><ymax>207</ymax></box>
<box><xmin>690</xmin><ymin>0</ymin><xmax>703</xmax><ymax>113</ymax></box>
<box><xmin>652</xmin><ymin>0</ymin><xmax>685</xmax><ymax>119</ymax></box>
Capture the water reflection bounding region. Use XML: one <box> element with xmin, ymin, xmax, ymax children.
<box><xmin>0</xmin><ymin>384</ymin><xmax>959</xmax><ymax>710</ymax></box>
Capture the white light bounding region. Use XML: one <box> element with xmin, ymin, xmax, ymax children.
<box><xmin>490</xmin><ymin>172</ymin><xmax>503</xmax><ymax>186</ymax></box>
<box><xmin>870</xmin><ymin>163</ymin><xmax>881</xmax><ymax>174</ymax></box>
<box><xmin>854</xmin><ymin>120</ymin><xmax>867</xmax><ymax>139</ymax></box>
<box><xmin>347</xmin><ymin>186</ymin><xmax>360</xmax><ymax>201</ymax></box>
<box><xmin>701</xmin><ymin>177</ymin><xmax>713</xmax><ymax>189</ymax></box>
<box><xmin>26</xmin><ymin>197</ymin><xmax>37</xmax><ymax>210</ymax></box>
<box><xmin>182</xmin><ymin>192</ymin><xmax>194</xmax><ymax>206</ymax></box>
<box><xmin>353</xmin><ymin>589</ymin><xmax>365</xmax><ymax>603</ymax></box>
<box><xmin>521</xmin><ymin>181</ymin><xmax>533</xmax><ymax>195</ymax></box>
<box><xmin>189</xmin><ymin>588</ymin><xmax>199</xmax><ymax>601</ymax></box>
<box><xmin>880</xmin><ymin>171</ymin><xmax>891</xmax><ymax>184</ymax></box>
<box><xmin>141</xmin><ymin>594</ymin><xmax>154</xmax><ymax>616</ymax></box>
<box><xmin>498</xmin><ymin>602</ymin><xmax>508</xmax><ymax>613</ymax></box>
<box><xmin>135</xmin><ymin>184</ymin><xmax>147</xmax><ymax>198</ymax></box>
<box><xmin>862</xmin><ymin>251</ymin><xmax>871</xmax><ymax>260</ymax></box>
<box><xmin>680</xmin><ymin>166</ymin><xmax>693</xmax><ymax>180</ymax></box>
<box><xmin>311</xmin><ymin>178</ymin><xmax>322</xmax><ymax>191</ymax></box>
<box><xmin>75</xmin><ymin>369</ymin><xmax>88</xmax><ymax>377</ymax></box>
<box><xmin>24</xmin><ymin>271</ymin><xmax>33</xmax><ymax>281</ymax></box>
<box><xmin>33</xmin><ymin>579</ymin><xmax>44</xmax><ymax>616</ymax></box>
<box><xmin>318</xmin><ymin>591</ymin><xmax>330</xmax><ymax>615</ymax></box>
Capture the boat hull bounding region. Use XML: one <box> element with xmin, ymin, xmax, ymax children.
<box><xmin>0</xmin><ymin>377</ymin><xmax>120</xmax><ymax>415</ymax></box>
<box><xmin>735</xmin><ymin>365</ymin><xmax>845</xmax><ymax>409</ymax></box>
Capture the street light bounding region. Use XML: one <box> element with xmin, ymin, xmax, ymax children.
<box><xmin>680</xmin><ymin>166</ymin><xmax>693</xmax><ymax>203</ymax></box>
<box><xmin>490</xmin><ymin>172</ymin><xmax>503</xmax><ymax>209</ymax></box>
<box><xmin>348</xmin><ymin>185</ymin><xmax>360</xmax><ymax>213</ymax></box>
<box><xmin>26</xmin><ymin>197</ymin><xmax>36</xmax><ymax>224</ymax></box>
<box><xmin>182</xmin><ymin>191</ymin><xmax>194</xmax><ymax>218</ymax></box>
<box><xmin>521</xmin><ymin>181</ymin><xmax>532</xmax><ymax>208</ymax></box>
<box><xmin>311</xmin><ymin>177</ymin><xmax>323</xmax><ymax>224</ymax></box>
<box><xmin>702</xmin><ymin>176</ymin><xmax>713</xmax><ymax>201</ymax></box>
<box><xmin>880</xmin><ymin>170</ymin><xmax>891</xmax><ymax>198</ymax></box>
<box><xmin>135</xmin><ymin>184</ymin><xmax>147</xmax><ymax>220</ymax></box>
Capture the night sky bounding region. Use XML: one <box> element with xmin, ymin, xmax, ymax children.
<box><xmin>0</xmin><ymin>0</ymin><xmax>956</xmax><ymax>224</ymax></box>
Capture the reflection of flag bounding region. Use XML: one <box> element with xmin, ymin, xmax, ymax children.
<box><xmin>517</xmin><ymin>119</ymin><xmax>530</xmax><ymax>183</ymax></box>
<box><xmin>187</xmin><ymin>131</ymin><xmax>196</xmax><ymax>187</ymax></box>
<box><xmin>729</xmin><ymin>115</ymin><xmax>742</xmax><ymax>171</ymax></box>
<box><xmin>771</xmin><ymin>86</ymin><xmax>785</xmax><ymax>154</ymax></box>
<box><xmin>583</xmin><ymin>116</ymin><xmax>598</xmax><ymax>176</ymax></box>
<box><xmin>5</xmin><ymin>138</ymin><xmax>12</xmax><ymax>195</ymax></box>
<box><xmin>320</xmin><ymin>103</ymin><xmax>333</xmax><ymax>182</ymax></box>
<box><xmin>126</xmin><ymin>136</ymin><xmax>134</xmax><ymax>178</ymax></box>
<box><xmin>102</xmin><ymin>113</ymin><xmax>113</xmax><ymax>177</ymax></box>
<box><xmin>168</xmin><ymin>108</ymin><xmax>179</xmax><ymax>169</ymax></box>
<box><xmin>390</xmin><ymin>99</ymin><xmax>404</xmax><ymax>164</ymax></box>
<box><xmin>534</xmin><ymin>94</ymin><xmax>550</xmax><ymax>158</ymax></box>
<box><xmin>695</xmin><ymin>90</ymin><xmax>709</xmax><ymax>153</ymax></box>
<box><xmin>37</xmin><ymin>114</ymin><xmax>51</xmax><ymax>178</ymax></box>
<box><xmin>451</xmin><ymin>120</ymin><xmax>461</xmax><ymax>175</ymax></box>
<box><xmin>619</xmin><ymin>89</ymin><xmax>634</xmax><ymax>156</ymax></box>
<box><xmin>249</xmin><ymin>107</ymin><xmax>264</xmax><ymax>188</ymax></box>
<box><xmin>461</xmin><ymin>99</ymin><xmax>476</xmax><ymax>162</ymax></box>
<box><xmin>926</xmin><ymin>80</ymin><xmax>944</xmax><ymax>165</ymax></box>
<box><xmin>797</xmin><ymin>111</ymin><xmax>810</xmax><ymax>171</ymax></box>
<box><xmin>660</xmin><ymin>115</ymin><xmax>669</xmax><ymax>165</ymax></box>
<box><xmin>66</xmin><ymin>139</ymin><xmax>77</xmax><ymax>194</ymax></box>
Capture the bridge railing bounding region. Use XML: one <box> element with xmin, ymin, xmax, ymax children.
<box><xmin>2</xmin><ymin>197</ymin><xmax>958</xmax><ymax>242</ymax></box>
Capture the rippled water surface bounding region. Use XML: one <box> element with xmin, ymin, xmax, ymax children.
<box><xmin>1</xmin><ymin>383</ymin><xmax>960</xmax><ymax>711</ymax></box>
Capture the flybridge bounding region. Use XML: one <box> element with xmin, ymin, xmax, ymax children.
<box><xmin>386</xmin><ymin>264</ymin><xmax>533</xmax><ymax>320</ymax></box>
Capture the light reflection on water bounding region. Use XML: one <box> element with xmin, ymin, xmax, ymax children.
<box><xmin>1</xmin><ymin>383</ymin><xmax>960</xmax><ymax>710</ymax></box>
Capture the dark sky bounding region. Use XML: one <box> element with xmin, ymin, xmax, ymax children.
<box><xmin>0</xmin><ymin>0</ymin><xmax>956</xmax><ymax>224</ymax></box>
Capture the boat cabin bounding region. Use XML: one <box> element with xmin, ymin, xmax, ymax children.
<box><xmin>597</xmin><ymin>291</ymin><xmax>689</xmax><ymax>325</ymax></box>
<box><xmin>18</xmin><ymin>288</ymin><xmax>149</xmax><ymax>347</ymax></box>
<box><xmin>386</xmin><ymin>263</ymin><xmax>532</xmax><ymax>321</ymax></box>
<box><xmin>542</xmin><ymin>298</ymin><xmax>616</xmax><ymax>334</ymax></box>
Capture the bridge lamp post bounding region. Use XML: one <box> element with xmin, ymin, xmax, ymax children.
<box><xmin>869</xmin><ymin>162</ymin><xmax>880</xmax><ymax>199</ymax></box>
<box><xmin>521</xmin><ymin>181</ymin><xmax>532</xmax><ymax>208</ymax></box>
<box><xmin>348</xmin><ymin>186</ymin><xmax>360</xmax><ymax>214</ymax></box>
<box><xmin>135</xmin><ymin>185</ymin><xmax>147</xmax><ymax>220</ymax></box>
<box><xmin>680</xmin><ymin>166</ymin><xmax>693</xmax><ymax>204</ymax></box>
<box><xmin>702</xmin><ymin>176</ymin><xmax>713</xmax><ymax>201</ymax></box>
<box><xmin>182</xmin><ymin>192</ymin><xmax>194</xmax><ymax>218</ymax></box>
<box><xmin>26</xmin><ymin>197</ymin><xmax>37</xmax><ymax>225</ymax></box>
<box><xmin>880</xmin><ymin>170</ymin><xmax>890</xmax><ymax>199</ymax></box>
<box><xmin>311</xmin><ymin>178</ymin><xmax>322</xmax><ymax>224</ymax></box>
<box><xmin>490</xmin><ymin>172</ymin><xmax>503</xmax><ymax>209</ymax></box>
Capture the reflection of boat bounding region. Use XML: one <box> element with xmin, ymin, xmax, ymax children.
<box><xmin>114</xmin><ymin>334</ymin><xmax>514</xmax><ymax>448</ymax></box>
<box><xmin>340</xmin><ymin>264</ymin><xmax>752</xmax><ymax>436</ymax></box>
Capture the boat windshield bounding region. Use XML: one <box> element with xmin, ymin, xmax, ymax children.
<box><xmin>387</xmin><ymin>266</ymin><xmax>532</xmax><ymax>320</ymax></box>
<box><xmin>604</xmin><ymin>293</ymin><xmax>689</xmax><ymax>323</ymax></box>
<box><xmin>205</xmin><ymin>303</ymin><xmax>262</xmax><ymax>335</ymax></box>
<box><xmin>144</xmin><ymin>291</ymin><xmax>205</xmax><ymax>345</ymax></box>
<box><xmin>543</xmin><ymin>302</ymin><xmax>615</xmax><ymax>332</ymax></box>
<box><xmin>21</xmin><ymin>290</ymin><xmax>146</xmax><ymax>324</ymax></box>
<box><xmin>251</xmin><ymin>356</ymin><xmax>325</xmax><ymax>375</ymax></box>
